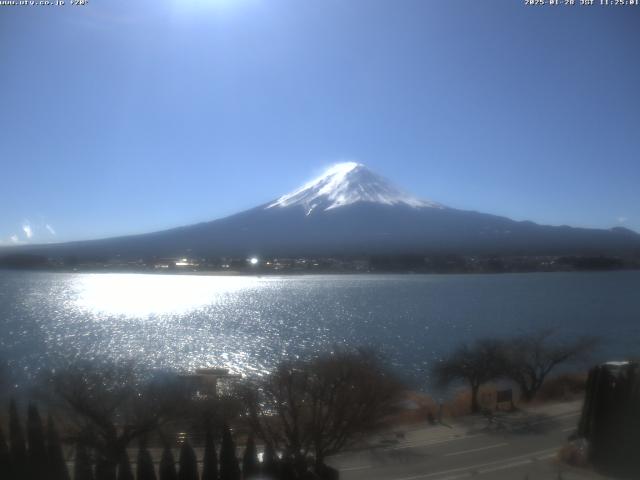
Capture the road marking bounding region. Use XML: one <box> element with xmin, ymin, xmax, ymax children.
<box><xmin>433</xmin><ymin>474</ymin><xmax>472</xmax><ymax>480</ymax></box>
<box><xmin>390</xmin><ymin>446</ymin><xmax>560</xmax><ymax>480</ymax></box>
<box><xmin>535</xmin><ymin>452</ymin><xmax>557</xmax><ymax>460</ymax></box>
<box><xmin>335</xmin><ymin>408</ymin><xmax>580</xmax><ymax>460</ymax></box>
<box><xmin>444</xmin><ymin>442</ymin><xmax>508</xmax><ymax>457</ymax></box>
<box><xmin>478</xmin><ymin>452</ymin><xmax>556</xmax><ymax>475</ymax></box>
<box><xmin>383</xmin><ymin>433</ymin><xmax>486</xmax><ymax>451</ymax></box>
<box><xmin>383</xmin><ymin>410</ymin><xmax>578</xmax><ymax>452</ymax></box>
<box><xmin>478</xmin><ymin>458</ymin><xmax>533</xmax><ymax>474</ymax></box>
<box><xmin>437</xmin><ymin>452</ymin><xmax>559</xmax><ymax>479</ymax></box>
<box><xmin>334</xmin><ymin>433</ymin><xmax>483</xmax><ymax>457</ymax></box>
<box><xmin>519</xmin><ymin>410</ymin><xmax>581</xmax><ymax>428</ymax></box>
<box><xmin>562</xmin><ymin>427</ymin><xmax>576</xmax><ymax>432</ymax></box>
<box><xmin>383</xmin><ymin>410</ymin><xmax>580</xmax><ymax>452</ymax></box>
<box><xmin>340</xmin><ymin>464</ymin><xmax>372</xmax><ymax>471</ymax></box>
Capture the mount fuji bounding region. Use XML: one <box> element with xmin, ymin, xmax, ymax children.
<box><xmin>266</xmin><ymin>162</ymin><xmax>441</xmax><ymax>213</ymax></box>
<box><xmin>4</xmin><ymin>162</ymin><xmax>640</xmax><ymax>260</ymax></box>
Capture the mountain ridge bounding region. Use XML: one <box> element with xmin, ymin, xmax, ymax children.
<box><xmin>1</xmin><ymin>163</ymin><xmax>639</xmax><ymax>261</ymax></box>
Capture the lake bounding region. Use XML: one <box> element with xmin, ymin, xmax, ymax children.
<box><xmin>1</xmin><ymin>270</ymin><xmax>639</xmax><ymax>390</ymax></box>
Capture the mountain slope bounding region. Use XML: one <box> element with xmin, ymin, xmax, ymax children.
<box><xmin>3</xmin><ymin>163</ymin><xmax>640</xmax><ymax>260</ymax></box>
<box><xmin>266</xmin><ymin>162</ymin><xmax>441</xmax><ymax>213</ymax></box>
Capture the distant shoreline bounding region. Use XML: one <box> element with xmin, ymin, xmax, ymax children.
<box><xmin>2</xmin><ymin>250</ymin><xmax>639</xmax><ymax>276</ymax></box>
<box><xmin>2</xmin><ymin>265</ymin><xmax>639</xmax><ymax>277</ymax></box>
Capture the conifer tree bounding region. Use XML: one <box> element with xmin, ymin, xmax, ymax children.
<box><xmin>279</xmin><ymin>458</ymin><xmax>296</xmax><ymax>480</ymax></box>
<box><xmin>178</xmin><ymin>441</ymin><xmax>198</xmax><ymax>480</ymax></box>
<box><xmin>9</xmin><ymin>399</ymin><xmax>27</xmax><ymax>479</ymax></box>
<box><xmin>47</xmin><ymin>416</ymin><xmax>70</xmax><ymax>480</ymax></box>
<box><xmin>0</xmin><ymin>425</ymin><xmax>10</xmax><ymax>480</ymax></box>
<box><xmin>27</xmin><ymin>404</ymin><xmax>48</xmax><ymax>479</ymax></box>
<box><xmin>261</xmin><ymin>443</ymin><xmax>279</xmax><ymax>479</ymax></box>
<box><xmin>95</xmin><ymin>455</ymin><xmax>117</xmax><ymax>480</ymax></box>
<box><xmin>219</xmin><ymin>425</ymin><xmax>240</xmax><ymax>480</ymax></box>
<box><xmin>241</xmin><ymin>436</ymin><xmax>259</xmax><ymax>479</ymax></box>
<box><xmin>117</xmin><ymin>450</ymin><xmax>134</xmax><ymax>480</ymax></box>
<box><xmin>201</xmin><ymin>428</ymin><xmax>218</xmax><ymax>480</ymax></box>
<box><xmin>74</xmin><ymin>443</ymin><xmax>94</xmax><ymax>480</ymax></box>
<box><xmin>136</xmin><ymin>442</ymin><xmax>157</xmax><ymax>480</ymax></box>
<box><xmin>159</xmin><ymin>445</ymin><xmax>178</xmax><ymax>480</ymax></box>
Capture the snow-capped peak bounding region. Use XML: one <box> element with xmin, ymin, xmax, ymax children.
<box><xmin>266</xmin><ymin>162</ymin><xmax>442</xmax><ymax>214</ymax></box>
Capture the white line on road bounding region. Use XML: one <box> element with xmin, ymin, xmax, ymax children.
<box><xmin>444</xmin><ymin>442</ymin><xmax>508</xmax><ymax>457</ymax></box>
<box><xmin>478</xmin><ymin>458</ymin><xmax>533</xmax><ymax>474</ymax></box>
<box><xmin>383</xmin><ymin>433</ymin><xmax>486</xmax><ymax>451</ymax></box>
<box><xmin>333</xmin><ymin>433</ymin><xmax>483</xmax><ymax>458</ymax></box>
<box><xmin>535</xmin><ymin>453</ymin><xmax>557</xmax><ymax>461</ymax></box>
<box><xmin>521</xmin><ymin>410</ymin><xmax>581</xmax><ymax>428</ymax></box>
<box><xmin>340</xmin><ymin>465</ymin><xmax>373</xmax><ymax>471</ymax></box>
<box><xmin>382</xmin><ymin>410</ymin><xmax>579</xmax><ymax>453</ymax></box>
<box><xmin>413</xmin><ymin>453</ymin><xmax>559</xmax><ymax>480</ymax></box>
<box><xmin>390</xmin><ymin>446</ymin><xmax>560</xmax><ymax>480</ymax></box>
<box><xmin>335</xmin><ymin>408</ymin><xmax>581</xmax><ymax>461</ymax></box>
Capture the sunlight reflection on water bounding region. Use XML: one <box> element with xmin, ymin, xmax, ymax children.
<box><xmin>64</xmin><ymin>273</ymin><xmax>279</xmax><ymax>377</ymax></box>
<box><xmin>73</xmin><ymin>273</ymin><xmax>261</xmax><ymax>317</ymax></box>
<box><xmin>1</xmin><ymin>270</ymin><xmax>639</xmax><ymax>389</ymax></box>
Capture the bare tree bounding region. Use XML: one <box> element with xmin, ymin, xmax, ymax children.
<box><xmin>432</xmin><ymin>339</ymin><xmax>506</xmax><ymax>414</ymax></box>
<box><xmin>0</xmin><ymin>424</ymin><xmax>10</xmax><ymax>480</ymax></box>
<box><xmin>502</xmin><ymin>330</ymin><xmax>597</xmax><ymax>401</ymax></box>
<box><xmin>243</xmin><ymin>349</ymin><xmax>403</xmax><ymax>474</ymax></box>
<box><xmin>46</xmin><ymin>362</ymin><xmax>186</xmax><ymax>474</ymax></box>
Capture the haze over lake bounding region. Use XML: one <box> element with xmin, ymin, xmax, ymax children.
<box><xmin>2</xmin><ymin>270</ymin><xmax>639</xmax><ymax>390</ymax></box>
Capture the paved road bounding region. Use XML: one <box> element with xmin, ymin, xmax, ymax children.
<box><xmin>328</xmin><ymin>401</ymin><xmax>609</xmax><ymax>480</ymax></box>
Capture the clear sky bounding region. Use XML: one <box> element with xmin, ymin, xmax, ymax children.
<box><xmin>1</xmin><ymin>0</ymin><xmax>639</xmax><ymax>244</ymax></box>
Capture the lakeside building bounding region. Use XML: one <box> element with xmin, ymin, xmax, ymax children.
<box><xmin>178</xmin><ymin>368</ymin><xmax>242</xmax><ymax>399</ymax></box>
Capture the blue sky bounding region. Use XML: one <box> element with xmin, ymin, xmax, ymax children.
<box><xmin>1</xmin><ymin>0</ymin><xmax>639</xmax><ymax>244</ymax></box>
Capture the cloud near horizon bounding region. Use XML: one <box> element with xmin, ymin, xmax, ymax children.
<box><xmin>0</xmin><ymin>220</ymin><xmax>58</xmax><ymax>246</ymax></box>
<box><xmin>22</xmin><ymin>222</ymin><xmax>33</xmax><ymax>239</ymax></box>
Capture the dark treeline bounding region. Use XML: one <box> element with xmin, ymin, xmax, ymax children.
<box><xmin>1</xmin><ymin>400</ymin><xmax>69</xmax><ymax>480</ymax></box>
<box><xmin>0</xmin><ymin>350</ymin><xmax>400</xmax><ymax>480</ymax></box>
<box><xmin>0</xmin><ymin>402</ymin><xmax>275</xmax><ymax>480</ymax></box>
<box><xmin>1</xmin><ymin>252</ymin><xmax>638</xmax><ymax>274</ymax></box>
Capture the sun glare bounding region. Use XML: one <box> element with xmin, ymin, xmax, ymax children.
<box><xmin>171</xmin><ymin>0</ymin><xmax>251</xmax><ymax>15</ymax></box>
<box><xmin>72</xmin><ymin>273</ymin><xmax>259</xmax><ymax>317</ymax></box>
